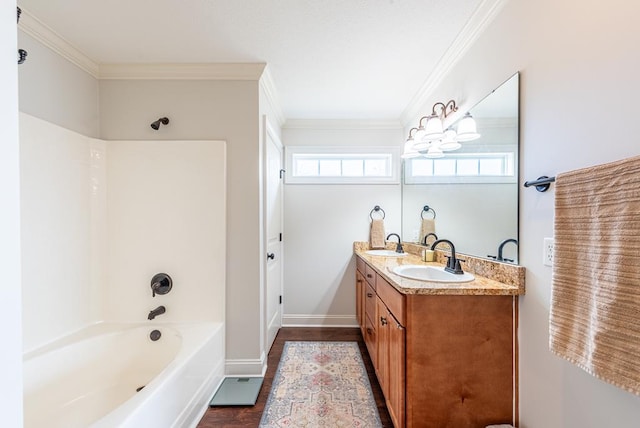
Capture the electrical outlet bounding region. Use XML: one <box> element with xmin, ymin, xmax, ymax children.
<box><xmin>543</xmin><ymin>237</ymin><xmax>554</xmax><ymax>267</ymax></box>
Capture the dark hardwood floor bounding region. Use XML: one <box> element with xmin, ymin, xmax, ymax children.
<box><xmin>197</xmin><ymin>327</ymin><xmax>393</xmax><ymax>427</ymax></box>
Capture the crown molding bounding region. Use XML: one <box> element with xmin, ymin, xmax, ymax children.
<box><xmin>283</xmin><ymin>119</ymin><xmax>403</xmax><ymax>130</ymax></box>
<box><xmin>98</xmin><ymin>63</ymin><xmax>266</xmax><ymax>80</ymax></box>
<box><xmin>400</xmin><ymin>0</ymin><xmax>509</xmax><ymax>125</ymax></box>
<box><xmin>259</xmin><ymin>66</ymin><xmax>286</xmax><ymax>127</ymax></box>
<box><xmin>18</xmin><ymin>8</ymin><xmax>266</xmax><ymax>82</ymax></box>
<box><xmin>18</xmin><ymin>8</ymin><xmax>100</xmax><ymax>77</ymax></box>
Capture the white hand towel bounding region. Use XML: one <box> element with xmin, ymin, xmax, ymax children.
<box><xmin>369</xmin><ymin>219</ymin><xmax>385</xmax><ymax>249</ymax></box>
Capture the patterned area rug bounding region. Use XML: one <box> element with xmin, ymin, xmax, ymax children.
<box><xmin>259</xmin><ymin>341</ymin><xmax>382</xmax><ymax>427</ymax></box>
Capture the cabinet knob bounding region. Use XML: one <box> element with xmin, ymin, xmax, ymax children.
<box><xmin>267</xmin><ymin>253</ymin><xmax>275</xmax><ymax>260</ymax></box>
<box><xmin>380</xmin><ymin>316</ymin><xmax>388</xmax><ymax>326</ymax></box>
<box><xmin>367</xmin><ymin>274</ymin><xmax>373</xmax><ymax>278</ymax></box>
<box><xmin>367</xmin><ymin>292</ymin><xmax>373</xmax><ymax>298</ymax></box>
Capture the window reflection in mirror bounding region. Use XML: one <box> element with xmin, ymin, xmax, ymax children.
<box><xmin>401</xmin><ymin>72</ymin><xmax>519</xmax><ymax>263</ymax></box>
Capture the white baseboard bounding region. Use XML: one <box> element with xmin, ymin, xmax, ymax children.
<box><xmin>225</xmin><ymin>352</ymin><xmax>267</xmax><ymax>377</ymax></box>
<box><xmin>282</xmin><ymin>314</ymin><xmax>358</xmax><ymax>328</ymax></box>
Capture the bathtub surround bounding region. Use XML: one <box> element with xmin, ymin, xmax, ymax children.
<box><xmin>20</xmin><ymin>114</ymin><xmax>97</xmax><ymax>350</ymax></box>
<box><xmin>105</xmin><ymin>139</ymin><xmax>226</xmax><ymax>323</ymax></box>
<box><xmin>20</xmin><ymin>114</ymin><xmax>226</xmax><ymax>348</ymax></box>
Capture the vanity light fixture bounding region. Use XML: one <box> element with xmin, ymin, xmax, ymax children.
<box><xmin>401</xmin><ymin>128</ymin><xmax>420</xmax><ymax>159</ymax></box>
<box><xmin>403</xmin><ymin>99</ymin><xmax>481</xmax><ymax>158</ymax></box>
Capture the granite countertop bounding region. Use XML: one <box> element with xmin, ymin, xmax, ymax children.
<box><xmin>354</xmin><ymin>243</ymin><xmax>525</xmax><ymax>296</ymax></box>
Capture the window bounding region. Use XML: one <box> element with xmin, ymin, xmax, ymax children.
<box><xmin>285</xmin><ymin>146</ymin><xmax>400</xmax><ymax>184</ymax></box>
<box><xmin>405</xmin><ymin>151</ymin><xmax>516</xmax><ymax>184</ymax></box>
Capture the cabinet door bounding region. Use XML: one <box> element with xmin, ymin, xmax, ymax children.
<box><xmin>377</xmin><ymin>297</ymin><xmax>390</xmax><ymax>396</ymax></box>
<box><xmin>355</xmin><ymin>271</ymin><xmax>365</xmax><ymax>331</ymax></box>
<box><xmin>387</xmin><ymin>308</ymin><xmax>406</xmax><ymax>428</ymax></box>
<box><xmin>364</xmin><ymin>315</ymin><xmax>377</xmax><ymax>367</ymax></box>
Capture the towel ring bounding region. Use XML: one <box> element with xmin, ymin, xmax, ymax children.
<box><xmin>369</xmin><ymin>205</ymin><xmax>385</xmax><ymax>220</ymax></box>
<box><xmin>421</xmin><ymin>205</ymin><xmax>436</xmax><ymax>219</ymax></box>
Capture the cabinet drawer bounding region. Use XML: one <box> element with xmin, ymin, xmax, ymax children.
<box><xmin>376</xmin><ymin>275</ymin><xmax>405</xmax><ymax>326</ymax></box>
<box><xmin>356</xmin><ymin>256</ymin><xmax>366</xmax><ymax>274</ymax></box>
<box><xmin>364</xmin><ymin>264</ymin><xmax>376</xmax><ymax>288</ymax></box>
<box><xmin>365</xmin><ymin>283</ymin><xmax>377</xmax><ymax>325</ymax></box>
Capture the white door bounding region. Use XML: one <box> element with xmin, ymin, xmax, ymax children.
<box><xmin>264</xmin><ymin>118</ymin><xmax>283</xmax><ymax>352</ymax></box>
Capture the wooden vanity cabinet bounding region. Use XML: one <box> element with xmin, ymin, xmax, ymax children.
<box><xmin>356</xmin><ymin>256</ymin><xmax>516</xmax><ymax>428</ymax></box>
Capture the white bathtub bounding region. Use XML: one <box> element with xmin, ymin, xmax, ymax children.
<box><xmin>23</xmin><ymin>322</ymin><xmax>224</xmax><ymax>428</ymax></box>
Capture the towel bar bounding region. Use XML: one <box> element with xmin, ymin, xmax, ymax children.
<box><xmin>524</xmin><ymin>175</ymin><xmax>556</xmax><ymax>192</ymax></box>
<box><xmin>369</xmin><ymin>205</ymin><xmax>385</xmax><ymax>220</ymax></box>
<box><xmin>421</xmin><ymin>205</ymin><xmax>436</xmax><ymax>219</ymax></box>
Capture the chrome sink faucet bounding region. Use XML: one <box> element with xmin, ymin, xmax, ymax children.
<box><xmin>430</xmin><ymin>239</ymin><xmax>464</xmax><ymax>274</ymax></box>
<box><xmin>386</xmin><ymin>233</ymin><xmax>404</xmax><ymax>253</ymax></box>
<box><xmin>148</xmin><ymin>305</ymin><xmax>166</xmax><ymax>320</ymax></box>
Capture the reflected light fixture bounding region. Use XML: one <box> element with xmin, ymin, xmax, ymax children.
<box><xmin>403</xmin><ymin>99</ymin><xmax>480</xmax><ymax>159</ymax></box>
<box><xmin>455</xmin><ymin>112</ymin><xmax>481</xmax><ymax>142</ymax></box>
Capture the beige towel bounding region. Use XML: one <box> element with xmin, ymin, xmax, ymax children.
<box><xmin>550</xmin><ymin>154</ymin><xmax>640</xmax><ymax>396</ymax></box>
<box><xmin>420</xmin><ymin>218</ymin><xmax>436</xmax><ymax>243</ymax></box>
<box><xmin>369</xmin><ymin>219</ymin><xmax>386</xmax><ymax>249</ymax></box>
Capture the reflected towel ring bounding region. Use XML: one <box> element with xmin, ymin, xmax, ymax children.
<box><xmin>421</xmin><ymin>205</ymin><xmax>436</xmax><ymax>219</ymax></box>
<box><xmin>369</xmin><ymin>205</ymin><xmax>386</xmax><ymax>220</ymax></box>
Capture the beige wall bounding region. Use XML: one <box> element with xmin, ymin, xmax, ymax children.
<box><xmin>1</xmin><ymin>1</ymin><xmax>24</xmax><ymax>424</ymax></box>
<box><xmin>282</xmin><ymin>125</ymin><xmax>403</xmax><ymax>326</ymax></box>
<box><xmin>409</xmin><ymin>0</ymin><xmax>640</xmax><ymax>425</ymax></box>
<box><xmin>17</xmin><ymin>32</ymin><xmax>99</xmax><ymax>138</ymax></box>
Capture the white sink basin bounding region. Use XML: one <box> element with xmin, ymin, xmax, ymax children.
<box><xmin>365</xmin><ymin>250</ymin><xmax>408</xmax><ymax>257</ymax></box>
<box><xmin>391</xmin><ymin>265</ymin><xmax>475</xmax><ymax>283</ymax></box>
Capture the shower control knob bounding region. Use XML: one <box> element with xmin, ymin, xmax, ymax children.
<box><xmin>151</xmin><ymin>273</ymin><xmax>173</xmax><ymax>297</ymax></box>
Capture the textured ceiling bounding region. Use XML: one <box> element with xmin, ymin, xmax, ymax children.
<box><xmin>19</xmin><ymin>0</ymin><xmax>485</xmax><ymax>120</ymax></box>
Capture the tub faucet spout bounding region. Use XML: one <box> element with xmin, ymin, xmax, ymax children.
<box><xmin>148</xmin><ymin>305</ymin><xmax>166</xmax><ymax>320</ymax></box>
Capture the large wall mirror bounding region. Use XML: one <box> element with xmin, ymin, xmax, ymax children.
<box><xmin>401</xmin><ymin>72</ymin><xmax>520</xmax><ymax>263</ymax></box>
